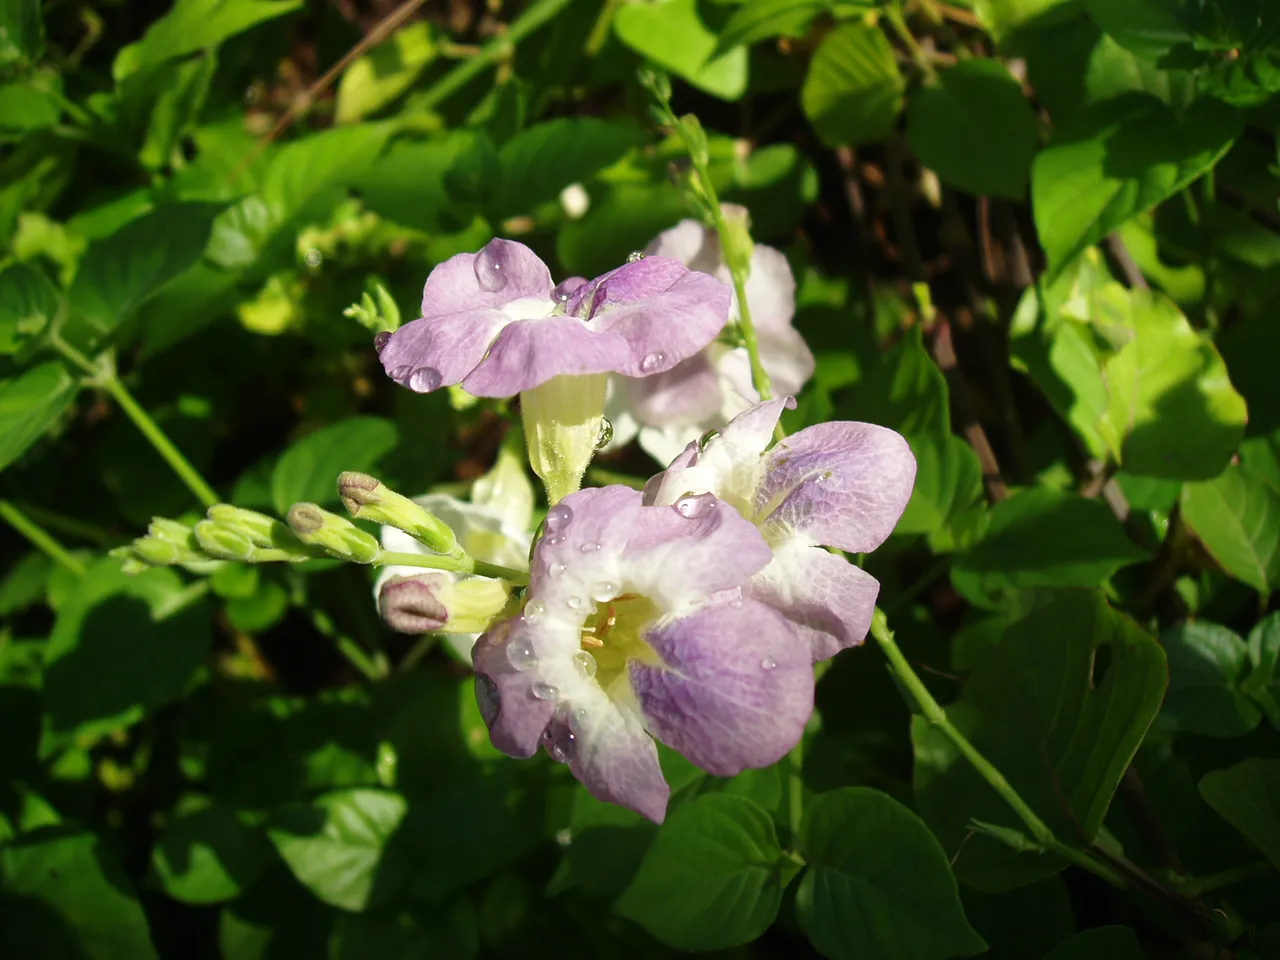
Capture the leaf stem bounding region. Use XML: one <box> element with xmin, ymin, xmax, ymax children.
<box><xmin>0</xmin><ymin>499</ymin><xmax>86</xmax><ymax>576</ymax></box>
<box><xmin>1180</xmin><ymin>861</ymin><xmax>1272</xmax><ymax>897</ymax></box>
<box><xmin>883</xmin><ymin>5</ymin><xmax>937</xmax><ymax>82</ymax></box>
<box><xmin>376</xmin><ymin>550</ymin><xmax>529</xmax><ymax>585</ymax></box>
<box><xmin>869</xmin><ymin>609</ymin><xmax>1127</xmax><ymax>888</ymax></box>
<box><xmin>584</xmin><ymin>0</ymin><xmax>624</xmax><ymax>56</ymax></box>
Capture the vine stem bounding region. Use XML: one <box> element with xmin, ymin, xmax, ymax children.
<box><xmin>376</xmin><ymin>550</ymin><xmax>529</xmax><ymax>585</ymax></box>
<box><xmin>868</xmin><ymin>609</ymin><xmax>1127</xmax><ymax>888</ymax></box>
<box><xmin>0</xmin><ymin>499</ymin><xmax>86</xmax><ymax>576</ymax></box>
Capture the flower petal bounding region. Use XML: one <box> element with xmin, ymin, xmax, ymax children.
<box><xmin>552</xmin><ymin>698</ymin><xmax>670</xmax><ymax>823</ymax></box>
<box><xmin>622</xmin><ymin>354</ymin><xmax>723</xmax><ymax>427</ymax></box>
<box><xmin>597</xmin><ymin>271</ymin><xmax>733</xmax><ymax>379</ymax></box>
<box><xmin>421</xmin><ymin>238</ymin><xmax>553</xmax><ymax>316</ymax></box>
<box><xmin>747</xmin><ymin>540</ymin><xmax>881</xmax><ymax>662</ymax></box>
<box><xmin>471</xmin><ymin>617</ymin><xmax>557</xmax><ymax>758</ymax></box>
<box><xmin>630</xmin><ymin>600</ymin><xmax>813</xmax><ymax>775</ymax></box>
<box><xmin>461</xmin><ymin>316</ymin><xmax>632</xmax><ymax>396</ymax></box>
<box><xmin>756</xmin><ymin>421</ymin><xmax>917</xmax><ymax>552</ymax></box>
<box><xmin>644</xmin><ymin>220</ymin><xmax>724</xmax><ymax>276</ymax></box>
<box><xmin>379</xmin><ymin>309</ymin><xmax>511</xmax><ymax>392</ymax></box>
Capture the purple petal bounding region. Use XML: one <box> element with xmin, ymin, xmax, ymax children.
<box><xmin>756</xmin><ymin>421</ymin><xmax>917</xmax><ymax>553</ymax></box>
<box><xmin>421</xmin><ymin>238</ymin><xmax>553</xmax><ymax>316</ymax></box>
<box><xmin>630</xmin><ymin>600</ymin><xmax>813</xmax><ymax>775</ymax></box>
<box><xmin>622</xmin><ymin>354</ymin><xmax>723</xmax><ymax>427</ymax></box>
<box><xmin>377</xmin><ymin>574</ymin><xmax>449</xmax><ymax>633</ymax></box>
<box><xmin>596</xmin><ymin>271</ymin><xmax>733</xmax><ymax>378</ymax></box>
<box><xmin>379</xmin><ymin>309</ymin><xmax>510</xmax><ymax>392</ymax></box>
<box><xmin>644</xmin><ymin>220</ymin><xmax>725</xmax><ymax>276</ymax></box>
<box><xmin>565</xmin><ymin>257</ymin><xmax>690</xmax><ymax>316</ymax></box>
<box><xmin>461</xmin><ymin>317</ymin><xmax>632</xmax><ymax>396</ymax></box>
<box><xmin>748</xmin><ymin>542</ymin><xmax>881</xmax><ymax>662</ymax></box>
<box><xmin>556</xmin><ymin>701</ymin><xmax>670</xmax><ymax>823</ymax></box>
<box><xmin>471</xmin><ymin>617</ymin><xmax>556</xmax><ymax>758</ymax></box>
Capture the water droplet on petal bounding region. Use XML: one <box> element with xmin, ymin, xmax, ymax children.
<box><xmin>573</xmin><ymin>705</ymin><xmax>588</xmax><ymax>722</ymax></box>
<box><xmin>698</xmin><ymin>428</ymin><xmax>720</xmax><ymax>451</ymax></box>
<box><xmin>373</xmin><ymin>331</ymin><xmax>392</xmax><ymax>353</ymax></box>
<box><xmin>474</xmin><ymin>244</ymin><xmax>507</xmax><ymax>292</ymax></box>
<box><xmin>525</xmin><ymin>600</ymin><xmax>545</xmax><ymax>621</ymax></box>
<box><xmin>573</xmin><ymin>650</ymin><xmax>598</xmax><ymax>678</ymax></box>
<box><xmin>542</xmin><ymin>721</ymin><xmax>576</xmax><ymax>763</ymax></box>
<box><xmin>760</xmin><ymin>657</ymin><xmax>778</xmax><ymax>670</ymax></box>
<box><xmin>566</xmin><ymin>596</ymin><xmax>583</xmax><ymax>610</ymax></box>
<box><xmin>550</xmin><ymin>562</ymin><xmax>566</xmax><ymax>578</ymax></box>
<box><xmin>506</xmin><ymin>640</ymin><xmax>538</xmax><ymax>671</ymax></box>
<box><xmin>592</xmin><ymin>581</ymin><xmax>617</xmax><ymax>602</ymax></box>
<box><xmin>674</xmin><ymin>492</ymin><xmax>717</xmax><ymax>519</ymax></box>
<box><xmin>813</xmin><ymin>471</ymin><xmax>834</xmax><ymax>484</ymax></box>
<box><xmin>579</xmin><ymin>542</ymin><xmax>601</xmax><ymax>553</ymax></box>
<box><xmin>531</xmin><ymin>681</ymin><xmax>558</xmax><ymax>701</ymax></box>
<box><xmin>545</xmin><ymin>535</ymin><xmax>565</xmax><ymax>546</ymax></box>
<box><xmin>545</xmin><ymin>504</ymin><xmax>574</xmax><ymax>533</ymax></box>
<box><xmin>639</xmin><ymin>351</ymin><xmax>665</xmax><ymax>374</ymax></box>
<box><xmin>552</xmin><ymin>278</ymin><xmax>582</xmax><ymax>303</ymax></box>
<box><xmin>407</xmin><ymin>366</ymin><xmax>442</xmax><ymax>393</ymax></box>
<box><xmin>626</xmin><ymin>251</ymin><xmax>646</xmax><ymax>263</ymax></box>
<box><xmin>595</xmin><ymin>418</ymin><xmax>614</xmax><ymax>450</ymax></box>
<box><xmin>389</xmin><ymin>364</ymin><xmax>412</xmax><ymax>382</ymax></box>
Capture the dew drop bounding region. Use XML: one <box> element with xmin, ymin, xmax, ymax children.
<box><xmin>542</xmin><ymin>723</ymin><xmax>576</xmax><ymax>763</ymax></box>
<box><xmin>595</xmin><ymin>418</ymin><xmax>614</xmax><ymax>450</ymax></box>
<box><xmin>626</xmin><ymin>251</ymin><xmax>646</xmax><ymax>263</ymax></box>
<box><xmin>531</xmin><ymin>681</ymin><xmax>558</xmax><ymax>701</ymax></box>
<box><xmin>813</xmin><ymin>471</ymin><xmax>834</xmax><ymax>484</ymax></box>
<box><xmin>545</xmin><ymin>535</ymin><xmax>565</xmax><ymax>546</ymax></box>
<box><xmin>389</xmin><ymin>364</ymin><xmax>413</xmax><ymax>381</ymax></box>
<box><xmin>674</xmin><ymin>492</ymin><xmax>716</xmax><ymax>519</ymax></box>
<box><xmin>639</xmin><ymin>351</ymin><xmax>666</xmax><ymax>374</ymax></box>
<box><xmin>474</xmin><ymin>244</ymin><xmax>507</xmax><ymax>292</ymax></box>
<box><xmin>407</xmin><ymin>366</ymin><xmax>442</xmax><ymax>393</ymax></box>
<box><xmin>550</xmin><ymin>562</ymin><xmax>567</xmax><ymax>578</ymax></box>
<box><xmin>525</xmin><ymin>600</ymin><xmax>545</xmax><ymax>621</ymax></box>
<box><xmin>592</xmin><ymin>581</ymin><xmax>617</xmax><ymax>602</ymax></box>
<box><xmin>760</xmin><ymin>657</ymin><xmax>778</xmax><ymax>670</ymax></box>
<box><xmin>566</xmin><ymin>596</ymin><xmax>583</xmax><ymax>610</ymax></box>
<box><xmin>506</xmin><ymin>640</ymin><xmax>538</xmax><ymax>671</ymax></box>
<box><xmin>552</xmin><ymin>277</ymin><xmax>584</xmax><ymax>303</ymax></box>
<box><xmin>573</xmin><ymin>650</ymin><xmax>598</xmax><ymax>678</ymax></box>
<box><xmin>545</xmin><ymin>503</ymin><xmax>574</xmax><ymax>533</ymax></box>
<box><xmin>579</xmin><ymin>542</ymin><xmax>601</xmax><ymax>553</ymax></box>
<box><xmin>373</xmin><ymin>331</ymin><xmax>392</xmax><ymax>353</ymax></box>
<box><xmin>573</xmin><ymin>705</ymin><xmax>588</xmax><ymax>722</ymax></box>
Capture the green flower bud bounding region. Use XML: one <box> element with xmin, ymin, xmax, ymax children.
<box><xmin>338</xmin><ymin>472</ymin><xmax>461</xmax><ymax>556</ymax></box>
<box><xmin>377</xmin><ymin>573</ymin><xmax>513</xmax><ymax>635</ymax></box>
<box><xmin>521</xmin><ymin>373</ymin><xmax>607</xmax><ymax>505</ymax></box>
<box><xmin>194</xmin><ymin>520</ymin><xmax>256</xmax><ymax>561</ymax></box>
<box><xmin>287</xmin><ymin>502</ymin><xmax>381</xmax><ymax>564</ymax></box>
<box><xmin>148</xmin><ymin>517</ymin><xmax>197</xmax><ymax>545</ymax></box>
<box><xmin>132</xmin><ymin>537</ymin><xmax>182</xmax><ymax>566</ymax></box>
<box><xmin>205</xmin><ymin>505</ymin><xmax>299</xmax><ymax>550</ymax></box>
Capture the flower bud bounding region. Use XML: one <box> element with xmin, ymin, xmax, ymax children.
<box><xmin>338</xmin><ymin>472</ymin><xmax>461</xmax><ymax>556</ymax></box>
<box><xmin>148</xmin><ymin>517</ymin><xmax>198</xmax><ymax>545</ymax></box>
<box><xmin>194</xmin><ymin>520</ymin><xmax>256</xmax><ymax>561</ymax></box>
<box><xmin>719</xmin><ymin>203</ymin><xmax>755</xmax><ymax>278</ymax></box>
<box><xmin>377</xmin><ymin>574</ymin><xmax>512</xmax><ymax>635</ymax></box>
<box><xmin>287</xmin><ymin>502</ymin><xmax>381</xmax><ymax>564</ymax></box>
<box><xmin>132</xmin><ymin>537</ymin><xmax>182</xmax><ymax>566</ymax></box>
<box><xmin>206</xmin><ymin>505</ymin><xmax>298</xmax><ymax>550</ymax></box>
<box><xmin>521</xmin><ymin>373</ymin><xmax>607</xmax><ymax>505</ymax></box>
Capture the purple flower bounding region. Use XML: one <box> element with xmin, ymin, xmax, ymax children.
<box><xmin>376</xmin><ymin>239</ymin><xmax>733</xmax><ymax>397</ymax></box>
<box><xmin>644</xmin><ymin>399</ymin><xmax>917</xmax><ymax>661</ymax></box>
<box><xmin>472</xmin><ymin>485</ymin><xmax>814</xmax><ymax>823</ymax></box>
<box><xmin>605</xmin><ymin>214</ymin><xmax>816</xmax><ymax>464</ymax></box>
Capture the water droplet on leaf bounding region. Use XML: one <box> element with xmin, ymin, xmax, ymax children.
<box><xmin>674</xmin><ymin>492</ymin><xmax>716</xmax><ymax>519</ymax></box>
<box><xmin>407</xmin><ymin>367</ymin><xmax>442</xmax><ymax>393</ymax></box>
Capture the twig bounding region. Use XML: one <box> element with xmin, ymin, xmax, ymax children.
<box><xmin>1106</xmin><ymin>232</ymin><xmax>1149</xmax><ymax>290</ymax></box>
<box><xmin>0</xmin><ymin>500</ymin><xmax>86</xmax><ymax>576</ymax></box>
<box><xmin>932</xmin><ymin>319</ymin><xmax>1010</xmax><ymax>502</ymax></box>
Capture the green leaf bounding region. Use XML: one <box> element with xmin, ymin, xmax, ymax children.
<box><xmin>0</xmin><ymin>0</ymin><xmax>45</xmax><ymax>67</ymax></box>
<box><xmin>616</xmin><ymin>794</ymin><xmax>789</xmax><ymax>951</ymax></box>
<box><xmin>330</xmin><ymin>902</ymin><xmax>478</xmax><ymax>960</ymax></box>
<box><xmin>1157</xmin><ymin>621</ymin><xmax>1261</xmax><ymax>737</ymax></box>
<box><xmin>1039</xmin><ymin>926</ymin><xmax>1146</xmax><ymax>960</ymax></box>
<box><xmin>972</xmin><ymin>0</ymin><xmax>1078</xmax><ymax>47</ymax></box>
<box><xmin>0</xmin><ymin>263</ymin><xmax>58</xmax><ymax>356</ymax></box>
<box><xmin>354</xmin><ymin>130</ymin><xmax>490</xmax><ymax>235</ymax></box>
<box><xmin>614</xmin><ymin>0</ymin><xmax>750</xmax><ymax>101</ymax></box>
<box><xmin>1032</xmin><ymin>94</ymin><xmax>1240</xmax><ymax>280</ymax></box>
<box><xmin>335</xmin><ymin>22</ymin><xmax>437</xmax><ymax>124</ymax></box>
<box><xmin>271</xmin><ymin>416</ymin><xmax>399</xmax><ymax>515</ymax></box>
<box><xmin>954</xmin><ymin>488</ymin><xmax>1147</xmax><ymax>589</ymax></box>
<box><xmin>960</xmin><ymin>877</ymin><xmax>1076</xmax><ymax>960</ymax></box>
<box><xmin>0</xmin><ymin>828</ymin><xmax>159</xmax><ymax>960</ymax></box>
<box><xmin>150</xmin><ymin>801</ymin><xmax>274</xmax><ymax>904</ymax></box>
<box><xmin>225</xmin><ymin>580</ymin><xmax>289</xmax><ymax>633</ymax></box>
<box><xmin>492</xmin><ymin>118</ymin><xmax>647</xmax><ymax>220</ymax></box>
<box><xmin>914</xmin><ymin>590</ymin><xmax>1167</xmax><ymax>890</ymax></box>
<box><xmin>68</xmin><ymin>202</ymin><xmax>225</xmax><ymax>339</ymax></box>
<box><xmin>833</xmin><ymin>325</ymin><xmax>950</xmax><ymax>436</ymax></box>
<box><xmin>260</xmin><ymin>124</ymin><xmax>393</xmax><ymax>228</ymax></box>
<box><xmin>906</xmin><ymin>59</ymin><xmax>1040</xmax><ymax>199</ymax></box>
<box><xmin>896</xmin><ymin>433</ymin><xmax>984</xmax><ymax>551</ymax></box>
<box><xmin>1181</xmin><ymin>460</ymin><xmax>1280</xmax><ymax>594</ymax></box>
<box><xmin>0</xmin><ymin>361</ymin><xmax>77</xmax><ymax>475</ymax></box>
<box><xmin>114</xmin><ymin>0</ymin><xmax>304</xmax><ymax>79</ymax></box>
<box><xmin>1198</xmin><ymin>757</ymin><xmax>1280</xmax><ymax>871</ymax></box>
<box><xmin>802</xmin><ymin>22</ymin><xmax>904</xmax><ymax>146</ymax></box>
<box><xmin>1081</xmin><ymin>0</ymin><xmax>1196</xmax><ymax>57</ymax></box>
<box><xmin>135</xmin><ymin>52</ymin><xmax>219</xmax><ymax>172</ymax></box>
<box><xmin>716</xmin><ymin>0</ymin><xmax>832</xmax><ymax>52</ymax></box>
<box><xmin>42</xmin><ymin>558</ymin><xmax>212</xmax><ymax>745</ymax></box>
<box><xmin>796</xmin><ymin>787</ymin><xmax>986</xmax><ymax>960</ymax></box>
<box><xmin>268</xmin><ymin>788</ymin><xmax>410</xmax><ymax>912</ymax></box>
<box><xmin>0</xmin><ymin>83</ymin><xmax>61</xmax><ymax>140</ymax></box>
<box><xmin>1244</xmin><ymin>611</ymin><xmax>1280</xmax><ymax>728</ymax></box>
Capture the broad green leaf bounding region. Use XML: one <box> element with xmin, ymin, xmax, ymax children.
<box><xmin>1081</xmin><ymin>0</ymin><xmax>1196</xmax><ymax>57</ymax></box>
<box><xmin>616</xmin><ymin>794</ymin><xmax>789</xmax><ymax>951</ymax></box>
<box><xmin>354</xmin><ymin>130</ymin><xmax>491</xmax><ymax>235</ymax></box>
<box><xmin>1198</xmin><ymin>758</ymin><xmax>1280</xmax><ymax>871</ymax></box>
<box><xmin>1157</xmin><ymin>621</ymin><xmax>1261</xmax><ymax>737</ymax></box>
<box><xmin>953</xmin><ymin>488</ymin><xmax>1147</xmax><ymax>589</ymax></box>
<box><xmin>1040</xmin><ymin>926</ymin><xmax>1146</xmax><ymax>959</ymax></box>
<box><xmin>0</xmin><ymin>0</ymin><xmax>45</xmax><ymax>67</ymax></box>
<box><xmin>0</xmin><ymin>83</ymin><xmax>60</xmax><ymax>140</ymax></box>
<box><xmin>1244</xmin><ymin>611</ymin><xmax>1280</xmax><ymax>728</ymax></box>
<box><xmin>335</xmin><ymin>22</ymin><xmax>437</xmax><ymax>124</ymax></box>
<box><xmin>150</xmin><ymin>801</ymin><xmax>274</xmax><ymax>903</ymax></box>
<box><xmin>0</xmin><ymin>263</ymin><xmax>59</xmax><ymax>355</ymax></box>
<box><xmin>614</xmin><ymin>0</ymin><xmax>749</xmax><ymax>101</ymax></box>
<box><xmin>42</xmin><ymin>558</ymin><xmax>212</xmax><ymax>745</ymax></box>
<box><xmin>1181</xmin><ymin>460</ymin><xmax>1280</xmax><ymax>594</ymax></box>
<box><xmin>546</xmin><ymin>787</ymin><xmax>657</xmax><ymax>902</ymax></box>
<box><xmin>896</xmin><ymin>433</ymin><xmax>984</xmax><ymax>551</ymax></box>
<box><xmin>225</xmin><ymin>580</ymin><xmax>289</xmax><ymax>633</ymax></box>
<box><xmin>802</xmin><ymin>22</ymin><xmax>904</xmax><ymax>146</ymax></box>
<box><xmin>960</xmin><ymin>878</ymin><xmax>1076</xmax><ymax>960</ymax></box>
<box><xmin>271</xmin><ymin>416</ymin><xmax>399</xmax><ymax>514</ymax></box>
<box><xmin>136</xmin><ymin>52</ymin><xmax>219</xmax><ymax>172</ymax></box>
<box><xmin>796</xmin><ymin>788</ymin><xmax>986</xmax><ymax>960</ymax></box>
<box><xmin>67</xmin><ymin>202</ymin><xmax>225</xmax><ymax>339</ymax></box>
<box><xmin>0</xmin><ymin>828</ymin><xmax>159</xmax><ymax>960</ymax></box>
<box><xmin>492</xmin><ymin>118</ymin><xmax>647</xmax><ymax>219</ymax></box>
<box><xmin>0</xmin><ymin>361</ymin><xmax>78</xmax><ymax>474</ymax></box>
<box><xmin>914</xmin><ymin>590</ymin><xmax>1167</xmax><ymax>890</ymax></box>
<box><xmin>834</xmin><ymin>326</ymin><xmax>950</xmax><ymax>436</ymax></box>
<box><xmin>1032</xmin><ymin>94</ymin><xmax>1240</xmax><ymax>280</ymax></box>
<box><xmin>268</xmin><ymin>788</ymin><xmax>410</xmax><ymax>912</ymax></box>
<box><xmin>906</xmin><ymin>59</ymin><xmax>1040</xmax><ymax>199</ymax></box>
<box><xmin>0</xmin><ymin>551</ymin><xmax>51</xmax><ymax>615</ymax></box>
<box><xmin>716</xmin><ymin>0</ymin><xmax>833</xmax><ymax>52</ymax></box>
<box><xmin>260</xmin><ymin>124</ymin><xmax>392</xmax><ymax>227</ymax></box>
<box><xmin>114</xmin><ymin>0</ymin><xmax>304</xmax><ymax>79</ymax></box>
<box><xmin>972</xmin><ymin>0</ymin><xmax>1078</xmax><ymax>47</ymax></box>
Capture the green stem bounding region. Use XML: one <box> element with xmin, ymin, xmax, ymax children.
<box><xmin>416</xmin><ymin>0</ymin><xmax>573</xmax><ymax>110</ymax></box>
<box><xmin>1180</xmin><ymin>861</ymin><xmax>1272</xmax><ymax>897</ymax></box>
<box><xmin>376</xmin><ymin>550</ymin><xmax>530</xmax><ymax>585</ymax></box>
<box><xmin>584</xmin><ymin>0</ymin><xmax>624</xmax><ymax>56</ymax></box>
<box><xmin>15</xmin><ymin>503</ymin><xmax>113</xmax><ymax>545</ymax></box>
<box><xmin>306</xmin><ymin>606</ymin><xmax>389</xmax><ymax>681</ymax></box>
<box><xmin>869</xmin><ymin>609</ymin><xmax>1126</xmax><ymax>888</ymax></box>
<box><xmin>884</xmin><ymin>5</ymin><xmax>938</xmax><ymax>81</ymax></box>
<box><xmin>0</xmin><ymin>499</ymin><xmax>87</xmax><ymax>575</ymax></box>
